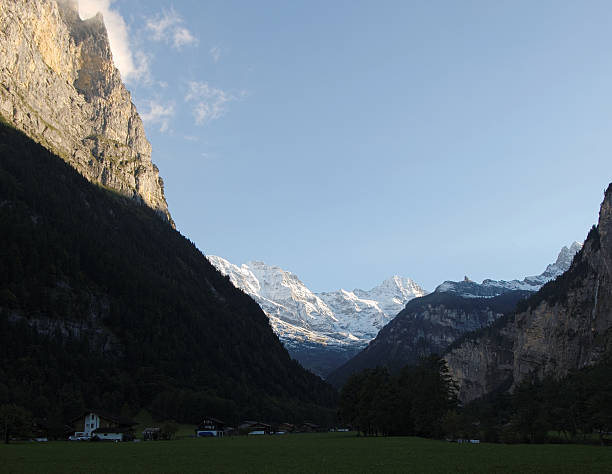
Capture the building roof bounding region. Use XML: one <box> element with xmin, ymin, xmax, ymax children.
<box><xmin>70</xmin><ymin>409</ymin><xmax>136</xmax><ymax>426</ymax></box>
<box><xmin>200</xmin><ymin>417</ymin><xmax>225</xmax><ymax>425</ymax></box>
<box><xmin>240</xmin><ymin>420</ymin><xmax>271</xmax><ymax>428</ymax></box>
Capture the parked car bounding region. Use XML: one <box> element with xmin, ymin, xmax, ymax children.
<box><xmin>69</xmin><ymin>432</ymin><xmax>90</xmax><ymax>441</ymax></box>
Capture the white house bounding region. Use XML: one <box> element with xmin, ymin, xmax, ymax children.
<box><xmin>70</xmin><ymin>410</ymin><xmax>136</xmax><ymax>441</ymax></box>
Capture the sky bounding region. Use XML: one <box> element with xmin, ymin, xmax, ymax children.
<box><xmin>78</xmin><ymin>0</ymin><xmax>612</xmax><ymax>293</ymax></box>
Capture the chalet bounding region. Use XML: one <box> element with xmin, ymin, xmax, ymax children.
<box><xmin>239</xmin><ymin>420</ymin><xmax>272</xmax><ymax>435</ymax></box>
<box><xmin>69</xmin><ymin>410</ymin><xmax>136</xmax><ymax>441</ymax></box>
<box><xmin>298</xmin><ymin>422</ymin><xmax>322</xmax><ymax>433</ymax></box>
<box><xmin>196</xmin><ymin>417</ymin><xmax>226</xmax><ymax>437</ymax></box>
<box><xmin>276</xmin><ymin>422</ymin><xmax>295</xmax><ymax>434</ymax></box>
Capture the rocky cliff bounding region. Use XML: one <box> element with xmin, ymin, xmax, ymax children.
<box><xmin>445</xmin><ymin>185</ymin><xmax>612</xmax><ymax>403</ymax></box>
<box><xmin>327</xmin><ymin>243</ymin><xmax>578</xmax><ymax>388</ymax></box>
<box><xmin>0</xmin><ymin>0</ymin><xmax>171</xmax><ymax>222</ymax></box>
<box><xmin>327</xmin><ymin>290</ymin><xmax>530</xmax><ymax>387</ymax></box>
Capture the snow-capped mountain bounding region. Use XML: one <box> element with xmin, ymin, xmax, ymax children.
<box><xmin>435</xmin><ymin>242</ymin><xmax>583</xmax><ymax>298</ymax></box>
<box><xmin>208</xmin><ymin>257</ymin><xmax>339</xmax><ymax>336</ymax></box>
<box><xmin>207</xmin><ymin>256</ymin><xmax>427</xmax><ymax>375</ymax></box>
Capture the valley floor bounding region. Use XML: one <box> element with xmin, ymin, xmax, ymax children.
<box><xmin>2</xmin><ymin>433</ymin><xmax>611</xmax><ymax>473</ymax></box>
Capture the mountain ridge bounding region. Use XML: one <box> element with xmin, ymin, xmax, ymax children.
<box><xmin>327</xmin><ymin>242</ymin><xmax>581</xmax><ymax>387</ymax></box>
<box><xmin>207</xmin><ymin>256</ymin><xmax>427</xmax><ymax>375</ymax></box>
<box><xmin>435</xmin><ymin>241</ymin><xmax>583</xmax><ymax>298</ymax></box>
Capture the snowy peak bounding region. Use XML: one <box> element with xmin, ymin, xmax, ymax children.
<box><xmin>207</xmin><ymin>255</ymin><xmax>261</xmax><ymax>295</ymax></box>
<box><xmin>435</xmin><ymin>242</ymin><xmax>583</xmax><ymax>298</ymax></box>
<box><xmin>357</xmin><ymin>275</ymin><xmax>424</xmax><ymax>299</ymax></box>
<box><xmin>353</xmin><ymin>275</ymin><xmax>427</xmax><ymax>317</ymax></box>
<box><xmin>544</xmin><ymin>241</ymin><xmax>583</xmax><ymax>278</ymax></box>
<box><xmin>207</xmin><ymin>257</ymin><xmax>425</xmax><ymax>350</ymax></box>
<box><xmin>209</xmin><ymin>257</ymin><xmax>336</xmax><ymax>331</ymax></box>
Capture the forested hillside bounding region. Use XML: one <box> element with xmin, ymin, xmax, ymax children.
<box><xmin>0</xmin><ymin>122</ymin><xmax>336</xmax><ymax>428</ymax></box>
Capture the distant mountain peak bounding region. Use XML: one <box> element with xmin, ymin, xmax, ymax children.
<box><xmin>435</xmin><ymin>242</ymin><xmax>583</xmax><ymax>298</ymax></box>
<box><xmin>554</xmin><ymin>241</ymin><xmax>583</xmax><ymax>268</ymax></box>
<box><xmin>207</xmin><ymin>257</ymin><xmax>426</xmax><ymax>375</ymax></box>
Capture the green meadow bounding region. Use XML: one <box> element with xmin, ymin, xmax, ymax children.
<box><xmin>2</xmin><ymin>433</ymin><xmax>612</xmax><ymax>474</ymax></box>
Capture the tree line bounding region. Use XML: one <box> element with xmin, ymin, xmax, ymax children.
<box><xmin>459</xmin><ymin>359</ymin><xmax>612</xmax><ymax>444</ymax></box>
<box><xmin>338</xmin><ymin>356</ymin><xmax>458</xmax><ymax>438</ymax></box>
<box><xmin>339</xmin><ymin>354</ymin><xmax>612</xmax><ymax>444</ymax></box>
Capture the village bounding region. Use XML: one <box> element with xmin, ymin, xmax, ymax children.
<box><xmin>47</xmin><ymin>410</ymin><xmax>346</xmax><ymax>443</ymax></box>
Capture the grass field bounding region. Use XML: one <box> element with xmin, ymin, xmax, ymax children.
<box><xmin>2</xmin><ymin>432</ymin><xmax>611</xmax><ymax>474</ymax></box>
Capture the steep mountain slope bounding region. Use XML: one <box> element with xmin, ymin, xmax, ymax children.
<box><xmin>0</xmin><ymin>0</ymin><xmax>335</xmax><ymax>425</ymax></box>
<box><xmin>328</xmin><ymin>244</ymin><xmax>580</xmax><ymax>387</ymax></box>
<box><xmin>208</xmin><ymin>256</ymin><xmax>427</xmax><ymax>376</ymax></box>
<box><xmin>445</xmin><ymin>185</ymin><xmax>612</xmax><ymax>403</ymax></box>
<box><xmin>0</xmin><ymin>0</ymin><xmax>171</xmax><ymax>222</ymax></box>
<box><xmin>0</xmin><ymin>122</ymin><xmax>336</xmax><ymax>424</ymax></box>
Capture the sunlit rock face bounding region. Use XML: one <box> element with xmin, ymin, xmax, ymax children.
<box><xmin>446</xmin><ymin>185</ymin><xmax>612</xmax><ymax>403</ymax></box>
<box><xmin>0</xmin><ymin>0</ymin><xmax>172</xmax><ymax>223</ymax></box>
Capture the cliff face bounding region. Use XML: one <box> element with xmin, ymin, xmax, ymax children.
<box><xmin>326</xmin><ymin>290</ymin><xmax>529</xmax><ymax>387</ymax></box>
<box><xmin>444</xmin><ymin>321</ymin><xmax>516</xmax><ymax>402</ymax></box>
<box><xmin>0</xmin><ymin>0</ymin><xmax>171</xmax><ymax>223</ymax></box>
<box><xmin>446</xmin><ymin>185</ymin><xmax>612</xmax><ymax>402</ymax></box>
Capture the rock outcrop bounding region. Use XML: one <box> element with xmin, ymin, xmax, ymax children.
<box><xmin>445</xmin><ymin>185</ymin><xmax>612</xmax><ymax>402</ymax></box>
<box><xmin>327</xmin><ymin>290</ymin><xmax>530</xmax><ymax>387</ymax></box>
<box><xmin>0</xmin><ymin>0</ymin><xmax>171</xmax><ymax>223</ymax></box>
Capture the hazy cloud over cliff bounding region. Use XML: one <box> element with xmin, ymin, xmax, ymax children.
<box><xmin>75</xmin><ymin>1</ymin><xmax>242</xmax><ymax>134</ymax></box>
<box><xmin>78</xmin><ymin>0</ymin><xmax>148</xmax><ymax>83</ymax></box>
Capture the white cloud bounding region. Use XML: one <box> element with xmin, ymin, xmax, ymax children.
<box><xmin>145</xmin><ymin>9</ymin><xmax>178</xmax><ymax>41</ymax></box>
<box><xmin>185</xmin><ymin>82</ymin><xmax>235</xmax><ymax>125</ymax></box>
<box><xmin>140</xmin><ymin>100</ymin><xmax>175</xmax><ymax>133</ymax></box>
<box><xmin>146</xmin><ymin>9</ymin><xmax>198</xmax><ymax>50</ymax></box>
<box><xmin>209</xmin><ymin>46</ymin><xmax>221</xmax><ymax>63</ymax></box>
<box><xmin>174</xmin><ymin>27</ymin><xmax>198</xmax><ymax>49</ymax></box>
<box><xmin>77</xmin><ymin>0</ymin><xmax>148</xmax><ymax>83</ymax></box>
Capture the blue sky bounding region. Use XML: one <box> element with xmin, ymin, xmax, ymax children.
<box><xmin>80</xmin><ymin>0</ymin><xmax>612</xmax><ymax>292</ymax></box>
